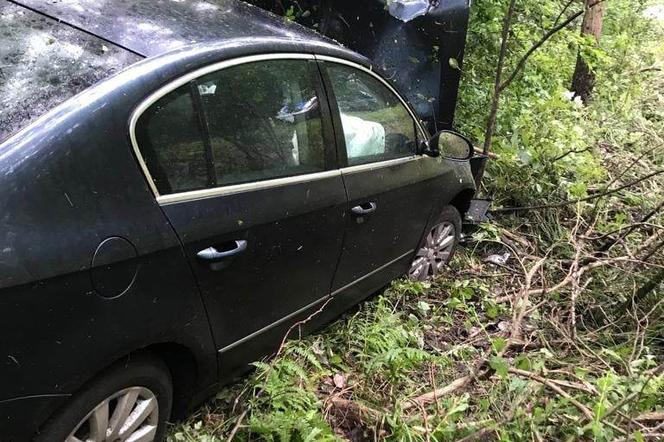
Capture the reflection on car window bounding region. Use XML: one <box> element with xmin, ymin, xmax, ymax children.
<box><xmin>327</xmin><ymin>64</ymin><xmax>417</xmax><ymax>166</ymax></box>
<box><xmin>198</xmin><ymin>60</ymin><xmax>325</xmax><ymax>186</ymax></box>
<box><xmin>135</xmin><ymin>87</ymin><xmax>209</xmax><ymax>194</ymax></box>
<box><xmin>135</xmin><ymin>59</ymin><xmax>326</xmax><ymax>195</ymax></box>
<box><xmin>0</xmin><ymin>4</ymin><xmax>141</xmax><ymax>144</ymax></box>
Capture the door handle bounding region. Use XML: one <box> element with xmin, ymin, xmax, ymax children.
<box><xmin>197</xmin><ymin>240</ymin><xmax>247</xmax><ymax>261</ymax></box>
<box><xmin>351</xmin><ymin>202</ymin><xmax>377</xmax><ymax>216</ymax></box>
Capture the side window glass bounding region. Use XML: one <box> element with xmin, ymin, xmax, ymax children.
<box><xmin>135</xmin><ymin>59</ymin><xmax>327</xmax><ymax>196</ymax></box>
<box><xmin>135</xmin><ymin>86</ymin><xmax>209</xmax><ymax>194</ymax></box>
<box><xmin>197</xmin><ymin>60</ymin><xmax>325</xmax><ymax>186</ymax></box>
<box><xmin>327</xmin><ymin>64</ymin><xmax>418</xmax><ymax>166</ymax></box>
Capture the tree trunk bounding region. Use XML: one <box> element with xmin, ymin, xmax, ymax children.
<box><xmin>571</xmin><ymin>0</ymin><xmax>606</xmax><ymax>103</ymax></box>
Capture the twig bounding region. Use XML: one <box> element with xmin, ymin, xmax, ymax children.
<box><xmin>493</xmin><ymin>169</ymin><xmax>664</xmax><ymax>213</ymax></box>
<box><xmin>552</xmin><ymin>0</ymin><xmax>576</xmax><ymax>27</ymax></box>
<box><xmin>637</xmin><ymin>412</ymin><xmax>664</xmax><ymax>422</ymax></box>
<box><xmin>455</xmin><ymin>426</ymin><xmax>495</xmax><ymax>442</ymax></box>
<box><xmin>227</xmin><ymin>409</ymin><xmax>248</xmax><ymax>442</ymax></box>
<box><xmin>274</xmin><ymin>298</ymin><xmax>332</xmax><ymax>358</ymax></box>
<box><xmin>402</xmin><ymin>375</ymin><xmax>471</xmax><ymax>410</ymax></box>
<box><xmin>507</xmin><ymin>367</ymin><xmax>594</xmax><ymax>420</ymax></box>
<box><xmin>601</xmin><ymin>364</ymin><xmax>664</xmax><ymax>422</ymax></box>
<box><xmin>551</xmin><ymin>146</ymin><xmax>592</xmax><ymax>163</ymax></box>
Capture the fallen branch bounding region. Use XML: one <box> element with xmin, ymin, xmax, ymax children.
<box><xmin>328</xmin><ymin>397</ymin><xmax>383</xmax><ymax>421</ymax></box>
<box><xmin>402</xmin><ymin>375</ymin><xmax>472</xmax><ymax>410</ymax></box>
<box><xmin>404</xmin><ymin>253</ymin><xmax>546</xmax><ymax>410</ymax></box>
<box><xmin>601</xmin><ymin>364</ymin><xmax>664</xmax><ymax>422</ymax></box>
<box><xmin>637</xmin><ymin>412</ymin><xmax>664</xmax><ymax>422</ymax></box>
<box><xmin>275</xmin><ymin>297</ymin><xmax>332</xmax><ymax>358</ymax></box>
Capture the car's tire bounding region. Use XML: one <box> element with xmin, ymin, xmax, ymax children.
<box><xmin>408</xmin><ymin>205</ymin><xmax>461</xmax><ymax>281</ymax></box>
<box><xmin>36</xmin><ymin>355</ymin><xmax>172</xmax><ymax>442</ymax></box>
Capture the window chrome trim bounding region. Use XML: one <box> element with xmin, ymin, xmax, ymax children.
<box><xmin>157</xmin><ymin>169</ymin><xmax>341</xmax><ymax>205</ymax></box>
<box><xmin>340</xmin><ymin>155</ymin><xmax>421</xmax><ymax>175</ymax></box>
<box><xmin>314</xmin><ymin>55</ymin><xmax>430</xmax><ymax>142</ymax></box>
<box><xmin>129</xmin><ymin>52</ymin><xmax>430</xmax><ymax>203</ymax></box>
<box><xmin>128</xmin><ymin>53</ymin><xmax>317</xmax><ymax>200</ymax></box>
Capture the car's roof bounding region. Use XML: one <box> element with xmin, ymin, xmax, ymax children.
<box><xmin>1</xmin><ymin>0</ymin><xmax>348</xmax><ymax>144</ymax></box>
<box><xmin>13</xmin><ymin>0</ymin><xmax>332</xmax><ymax>58</ymax></box>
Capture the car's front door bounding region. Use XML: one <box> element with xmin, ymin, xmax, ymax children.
<box><xmin>320</xmin><ymin>58</ymin><xmax>448</xmax><ymax>305</ymax></box>
<box><xmin>132</xmin><ymin>55</ymin><xmax>346</xmax><ymax>376</ymax></box>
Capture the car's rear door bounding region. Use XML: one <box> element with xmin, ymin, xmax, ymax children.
<box><xmin>319</xmin><ymin>58</ymin><xmax>448</xmax><ymax>306</ymax></box>
<box><xmin>131</xmin><ymin>55</ymin><xmax>346</xmax><ymax>376</ymax></box>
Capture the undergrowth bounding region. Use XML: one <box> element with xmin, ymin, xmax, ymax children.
<box><xmin>169</xmin><ymin>1</ymin><xmax>663</xmax><ymax>440</ymax></box>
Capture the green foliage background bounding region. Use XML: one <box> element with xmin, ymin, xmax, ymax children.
<box><xmin>457</xmin><ymin>0</ymin><xmax>661</xmax><ymax>206</ymax></box>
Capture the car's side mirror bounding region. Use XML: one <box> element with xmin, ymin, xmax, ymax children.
<box><xmin>425</xmin><ymin>130</ymin><xmax>474</xmax><ymax>160</ymax></box>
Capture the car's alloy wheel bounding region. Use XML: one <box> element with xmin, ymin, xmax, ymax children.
<box><xmin>66</xmin><ymin>386</ymin><xmax>159</xmax><ymax>442</ymax></box>
<box><xmin>408</xmin><ymin>221</ymin><xmax>456</xmax><ymax>281</ymax></box>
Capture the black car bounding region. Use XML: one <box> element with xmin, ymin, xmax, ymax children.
<box><xmin>0</xmin><ymin>1</ymin><xmax>476</xmax><ymax>440</ymax></box>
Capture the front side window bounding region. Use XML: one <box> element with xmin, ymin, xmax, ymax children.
<box><xmin>135</xmin><ymin>59</ymin><xmax>326</xmax><ymax>195</ymax></box>
<box><xmin>198</xmin><ymin>60</ymin><xmax>325</xmax><ymax>186</ymax></box>
<box><xmin>326</xmin><ymin>64</ymin><xmax>418</xmax><ymax>166</ymax></box>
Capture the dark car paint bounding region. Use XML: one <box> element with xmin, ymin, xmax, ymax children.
<box><xmin>0</xmin><ymin>18</ymin><xmax>475</xmax><ymax>442</ymax></box>
<box><xmin>0</xmin><ymin>2</ymin><xmax>144</xmax><ymax>145</ymax></box>
<box><xmin>11</xmin><ymin>0</ymin><xmax>332</xmax><ymax>58</ymax></box>
<box><xmin>163</xmin><ymin>173</ymin><xmax>349</xmax><ymax>379</ymax></box>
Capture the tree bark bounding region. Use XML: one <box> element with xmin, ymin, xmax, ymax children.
<box><xmin>571</xmin><ymin>0</ymin><xmax>606</xmax><ymax>103</ymax></box>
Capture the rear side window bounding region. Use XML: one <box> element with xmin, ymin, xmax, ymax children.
<box><xmin>135</xmin><ymin>59</ymin><xmax>327</xmax><ymax>195</ymax></box>
<box><xmin>134</xmin><ymin>87</ymin><xmax>210</xmax><ymax>194</ymax></box>
<box><xmin>326</xmin><ymin>63</ymin><xmax>418</xmax><ymax>166</ymax></box>
<box><xmin>0</xmin><ymin>4</ymin><xmax>141</xmax><ymax>144</ymax></box>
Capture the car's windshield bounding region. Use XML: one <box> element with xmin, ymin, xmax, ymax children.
<box><xmin>0</xmin><ymin>4</ymin><xmax>141</xmax><ymax>144</ymax></box>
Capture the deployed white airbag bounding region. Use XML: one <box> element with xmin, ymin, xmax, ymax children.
<box><xmin>340</xmin><ymin>113</ymin><xmax>385</xmax><ymax>159</ymax></box>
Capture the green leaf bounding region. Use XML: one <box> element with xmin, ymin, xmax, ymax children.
<box><xmin>490</xmin><ymin>356</ymin><xmax>509</xmax><ymax>377</ymax></box>
<box><xmin>485</xmin><ymin>303</ymin><xmax>499</xmax><ymax>319</ymax></box>
<box><xmin>516</xmin><ymin>355</ymin><xmax>532</xmax><ymax>371</ymax></box>
<box><xmin>449</xmin><ymin>57</ymin><xmax>461</xmax><ymax>70</ymax></box>
<box><xmin>417</xmin><ymin>301</ymin><xmax>431</xmax><ymax>315</ymax></box>
<box><xmin>449</xmin><ymin>401</ymin><xmax>470</xmax><ymax>415</ymax></box>
<box><xmin>491</xmin><ymin>337</ymin><xmax>508</xmax><ymax>354</ymax></box>
<box><xmin>508</xmin><ymin>376</ymin><xmax>529</xmax><ymax>392</ymax></box>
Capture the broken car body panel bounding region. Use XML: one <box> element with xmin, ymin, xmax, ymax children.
<box><xmin>248</xmin><ymin>0</ymin><xmax>471</xmax><ymax>130</ymax></box>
